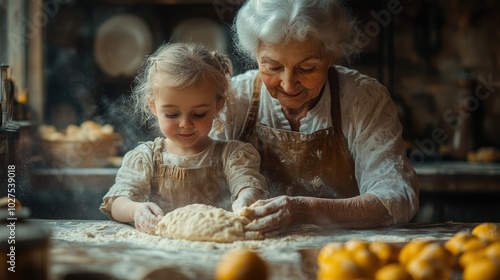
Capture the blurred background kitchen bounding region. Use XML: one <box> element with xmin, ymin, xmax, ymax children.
<box><xmin>0</xmin><ymin>0</ymin><xmax>499</xmax><ymax>222</ymax></box>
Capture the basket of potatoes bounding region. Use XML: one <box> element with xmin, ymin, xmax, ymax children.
<box><xmin>39</xmin><ymin>121</ymin><xmax>122</xmax><ymax>168</ymax></box>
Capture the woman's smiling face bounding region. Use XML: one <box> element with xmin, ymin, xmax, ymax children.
<box><xmin>256</xmin><ymin>39</ymin><xmax>332</xmax><ymax>111</ymax></box>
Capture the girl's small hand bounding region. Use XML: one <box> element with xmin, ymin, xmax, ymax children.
<box><xmin>232</xmin><ymin>187</ymin><xmax>264</xmax><ymax>216</ymax></box>
<box><xmin>243</xmin><ymin>196</ymin><xmax>306</xmax><ymax>234</ymax></box>
<box><xmin>133</xmin><ymin>202</ymin><xmax>164</xmax><ymax>234</ymax></box>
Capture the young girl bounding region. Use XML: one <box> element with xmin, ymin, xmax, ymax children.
<box><xmin>100</xmin><ymin>43</ymin><xmax>268</xmax><ymax>234</ymax></box>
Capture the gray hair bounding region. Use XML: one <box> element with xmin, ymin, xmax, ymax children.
<box><xmin>233</xmin><ymin>0</ymin><xmax>361</xmax><ymax>63</ymax></box>
<box><xmin>131</xmin><ymin>43</ymin><xmax>233</xmax><ymax>126</ymax></box>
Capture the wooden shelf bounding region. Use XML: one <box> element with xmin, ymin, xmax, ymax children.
<box><xmin>414</xmin><ymin>162</ymin><xmax>500</xmax><ymax>192</ymax></box>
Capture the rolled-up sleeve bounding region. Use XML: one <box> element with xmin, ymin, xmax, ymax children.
<box><xmin>345</xmin><ymin>80</ymin><xmax>419</xmax><ymax>224</ymax></box>
<box><xmin>222</xmin><ymin>140</ymin><xmax>268</xmax><ymax>202</ymax></box>
<box><xmin>99</xmin><ymin>143</ymin><xmax>154</xmax><ymax>219</ymax></box>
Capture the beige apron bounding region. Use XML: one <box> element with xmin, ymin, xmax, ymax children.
<box><xmin>150</xmin><ymin>138</ymin><xmax>232</xmax><ymax>212</ymax></box>
<box><xmin>241</xmin><ymin>68</ymin><xmax>359</xmax><ymax>198</ymax></box>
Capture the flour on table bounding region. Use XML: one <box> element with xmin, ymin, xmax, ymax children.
<box><xmin>155</xmin><ymin>204</ymin><xmax>263</xmax><ymax>243</ymax></box>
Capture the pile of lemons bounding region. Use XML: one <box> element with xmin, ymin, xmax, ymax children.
<box><xmin>447</xmin><ymin>222</ymin><xmax>500</xmax><ymax>280</ymax></box>
<box><xmin>317</xmin><ymin>222</ymin><xmax>500</xmax><ymax>280</ymax></box>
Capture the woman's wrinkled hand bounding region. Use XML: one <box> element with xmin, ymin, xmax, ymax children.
<box><xmin>133</xmin><ymin>202</ymin><xmax>164</xmax><ymax>234</ymax></box>
<box><xmin>243</xmin><ymin>196</ymin><xmax>306</xmax><ymax>234</ymax></box>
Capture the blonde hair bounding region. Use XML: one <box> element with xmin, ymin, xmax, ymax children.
<box><xmin>233</xmin><ymin>0</ymin><xmax>360</xmax><ymax>63</ymax></box>
<box><xmin>131</xmin><ymin>43</ymin><xmax>233</xmax><ymax>125</ymax></box>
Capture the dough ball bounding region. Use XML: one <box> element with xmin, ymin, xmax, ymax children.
<box><xmin>85</xmin><ymin>130</ymin><xmax>103</xmax><ymax>142</ymax></box>
<box><xmin>476</xmin><ymin>147</ymin><xmax>498</xmax><ymax>163</ymax></box>
<box><xmin>39</xmin><ymin>125</ymin><xmax>58</xmax><ymax>140</ymax></box>
<box><xmin>467</xmin><ymin>147</ymin><xmax>500</xmax><ymax>163</ymax></box>
<box><xmin>65</xmin><ymin>124</ymin><xmax>82</xmax><ymax>141</ymax></box>
<box><xmin>100</xmin><ymin>124</ymin><xmax>114</xmax><ymax>135</ymax></box>
<box><xmin>80</xmin><ymin>120</ymin><xmax>101</xmax><ymax>131</ymax></box>
<box><xmin>100</xmin><ymin>124</ymin><xmax>116</xmax><ymax>140</ymax></box>
<box><xmin>44</xmin><ymin>131</ymin><xmax>64</xmax><ymax>141</ymax></box>
<box><xmin>155</xmin><ymin>204</ymin><xmax>263</xmax><ymax>243</ymax></box>
<box><xmin>214</xmin><ymin>249</ymin><xmax>269</xmax><ymax>280</ymax></box>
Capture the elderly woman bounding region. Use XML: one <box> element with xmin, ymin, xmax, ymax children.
<box><xmin>212</xmin><ymin>0</ymin><xmax>419</xmax><ymax>233</ymax></box>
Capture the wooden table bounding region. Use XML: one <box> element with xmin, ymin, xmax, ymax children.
<box><xmin>34</xmin><ymin>220</ymin><xmax>478</xmax><ymax>280</ymax></box>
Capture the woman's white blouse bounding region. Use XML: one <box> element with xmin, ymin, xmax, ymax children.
<box><xmin>210</xmin><ymin>65</ymin><xmax>420</xmax><ymax>224</ymax></box>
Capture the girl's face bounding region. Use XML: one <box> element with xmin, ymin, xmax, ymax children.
<box><xmin>256</xmin><ymin>39</ymin><xmax>332</xmax><ymax>111</ymax></box>
<box><xmin>151</xmin><ymin>84</ymin><xmax>220</xmax><ymax>155</ymax></box>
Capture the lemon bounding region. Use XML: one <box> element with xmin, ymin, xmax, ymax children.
<box><xmin>463</xmin><ymin>257</ymin><xmax>500</xmax><ymax>280</ymax></box>
<box><xmin>318</xmin><ymin>248</ymin><xmax>353</xmax><ymax>270</ymax></box>
<box><xmin>214</xmin><ymin>249</ymin><xmax>268</xmax><ymax>280</ymax></box>
<box><xmin>472</xmin><ymin>223</ymin><xmax>500</xmax><ymax>242</ymax></box>
<box><xmin>351</xmin><ymin>248</ymin><xmax>380</xmax><ymax>277</ymax></box>
<box><xmin>461</xmin><ymin>236</ymin><xmax>489</xmax><ymax>253</ymax></box>
<box><xmin>317</xmin><ymin>242</ymin><xmax>344</xmax><ymax>266</ymax></box>
<box><xmin>317</xmin><ymin>258</ymin><xmax>367</xmax><ymax>280</ymax></box>
<box><xmin>484</xmin><ymin>241</ymin><xmax>500</xmax><ymax>261</ymax></box>
<box><xmin>417</xmin><ymin>242</ymin><xmax>453</xmax><ymax>268</ymax></box>
<box><xmin>375</xmin><ymin>263</ymin><xmax>411</xmax><ymax>280</ymax></box>
<box><xmin>398</xmin><ymin>240</ymin><xmax>431</xmax><ymax>267</ymax></box>
<box><xmin>369</xmin><ymin>241</ymin><xmax>400</xmax><ymax>266</ymax></box>
<box><xmin>406</xmin><ymin>257</ymin><xmax>448</xmax><ymax>280</ymax></box>
<box><xmin>445</xmin><ymin>231</ymin><xmax>474</xmax><ymax>255</ymax></box>
<box><xmin>344</xmin><ymin>239</ymin><xmax>370</xmax><ymax>253</ymax></box>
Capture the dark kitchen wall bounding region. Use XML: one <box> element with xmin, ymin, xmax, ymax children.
<box><xmin>42</xmin><ymin>0</ymin><xmax>499</xmax><ymax>158</ymax></box>
<box><xmin>319</xmin><ymin>0</ymin><xmax>500</xmax><ymax>162</ymax></box>
<box><xmin>388</xmin><ymin>0</ymin><xmax>499</xmax><ymax>159</ymax></box>
<box><xmin>42</xmin><ymin>0</ymin><xmax>240</xmax><ymax>154</ymax></box>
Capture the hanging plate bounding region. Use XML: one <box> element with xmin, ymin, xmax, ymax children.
<box><xmin>94</xmin><ymin>14</ymin><xmax>154</xmax><ymax>78</ymax></box>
